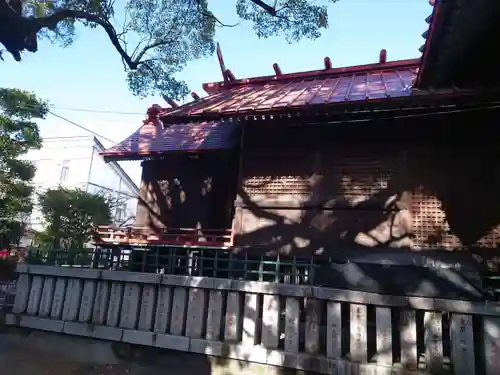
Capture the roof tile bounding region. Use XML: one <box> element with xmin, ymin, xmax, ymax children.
<box><xmin>164</xmin><ymin>67</ymin><xmax>417</xmax><ymax>118</ymax></box>
<box><xmin>101</xmin><ymin>120</ymin><xmax>238</xmax><ymax>160</ymax></box>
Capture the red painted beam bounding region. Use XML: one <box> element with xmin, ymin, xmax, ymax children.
<box><xmin>216</xmin><ymin>42</ymin><xmax>229</xmax><ymax>84</ymax></box>
<box><xmin>324</xmin><ymin>57</ymin><xmax>332</xmax><ymax>70</ymax></box>
<box><xmin>273</xmin><ymin>63</ymin><xmax>282</xmax><ymax>77</ymax></box>
<box><xmin>161</xmin><ymin>95</ymin><xmax>179</xmax><ymax>108</ymax></box>
<box><xmin>225</xmin><ymin>69</ymin><xmax>236</xmax><ymax>82</ymax></box>
<box><xmin>191</xmin><ymin>92</ymin><xmax>201</xmax><ymax>101</ymax></box>
<box><xmin>379</xmin><ymin>49</ymin><xmax>387</xmax><ymax>64</ymax></box>
<box><xmin>146</xmin><ymin>104</ymin><xmax>163</xmax><ymax>121</ymax></box>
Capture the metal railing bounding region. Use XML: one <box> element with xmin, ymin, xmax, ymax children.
<box><xmin>20</xmin><ymin>245</ymin><xmax>500</xmax><ymax>302</ymax></box>
<box><xmin>24</xmin><ymin>245</ymin><xmax>318</xmax><ymax>284</ymax></box>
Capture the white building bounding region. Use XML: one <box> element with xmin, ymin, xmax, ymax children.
<box><xmin>22</xmin><ymin>135</ymin><xmax>140</xmax><ymax>232</ymax></box>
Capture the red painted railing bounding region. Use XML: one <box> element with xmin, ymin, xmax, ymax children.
<box><xmin>93</xmin><ymin>226</ymin><xmax>232</xmax><ymax>248</ymax></box>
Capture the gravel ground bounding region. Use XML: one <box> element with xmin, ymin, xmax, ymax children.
<box><xmin>0</xmin><ymin>335</ymin><xmax>159</xmax><ymax>375</ymax></box>
<box><xmin>0</xmin><ymin>346</ymin><xmax>134</xmax><ymax>375</ymax></box>
<box><xmin>0</xmin><ymin>327</ymin><xmax>278</xmax><ymax>375</ymax></box>
<box><xmin>0</xmin><ymin>351</ymin><xmax>181</xmax><ymax>375</ymax></box>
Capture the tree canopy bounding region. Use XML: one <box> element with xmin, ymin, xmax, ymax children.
<box><xmin>37</xmin><ymin>187</ymin><xmax>113</xmax><ymax>249</ymax></box>
<box><xmin>0</xmin><ymin>87</ymin><xmax>46</xmax><ymax>247</ymax></box>
<box><xmin>1</xmin><ymin>0</ymin><xmax>338</xmax><ymax>99</ymax></box>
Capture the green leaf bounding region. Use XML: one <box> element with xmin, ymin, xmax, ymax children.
<box><xmin>0</xmin><ymin>87</ymin><xmax>46</xmax><ymax>247</ymax></box>
<box><xmin>37</xmin><ymin>187</ymin><xmax>113</xmax><ymax>249</ymax></box>
<box><xmin>1</xmin><ymin>0</ymin><xmax>339</xmax><ymax>98</ymax></box>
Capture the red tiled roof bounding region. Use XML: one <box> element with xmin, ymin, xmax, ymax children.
<box><xmin>101</xmin><ymin>119</ymin><xmax>238</xmax><ymax>161</ymax></box>
<box><xmin>162</xmin><ymin>60</ymin><xmax>419</xmax><ymax>119</ymax></box>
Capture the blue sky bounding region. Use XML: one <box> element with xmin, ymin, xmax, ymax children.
<box><xmin>0</xmin><ymin>0</ymin><xmax>430</xmax><ymax>183</ymax></box>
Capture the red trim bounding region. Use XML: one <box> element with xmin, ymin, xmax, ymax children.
<box><xmin>100</xmin><ymin>149</ymin><xmax>211</xmax><ymax>159</ymax></box>
<box><xmin>95</xmin><ymin>239</ymin><xmax>230</xmax><ymax>247</ymax></box>
<box><xmin>202</xmin><ymin>58</ymin><xmax>421</xmax><ymax>94</ymax></box>
<box><xmin>415</xmin><ymin>2</ymin><xmax>443</xmax><ymax>87</ymax></box>
<box><xmin>94</xmin><ymin>226</ymin><xmax>232</xmax><ymax>247</ymax></box>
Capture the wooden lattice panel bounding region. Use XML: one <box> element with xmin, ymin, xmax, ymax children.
<box><xmin>411</xmin><ymin>190</ymin><xmax>461</xmax><ymax>250</ymax></box>
<box><xmin>476</xmin><ymin>225</ymin><xmax>500</xmax><ymax>248</ymax></box>
<box><xmin>243</xmin><ymin>175</ymin><xmax>311</xmax><ymax>196</ymax></box>
<box><xmin>337</xmin><ymin>158</ymin><xmax>392</xmax><ymax>205</ymax></box>
<box><xmin>240</xmin><ymin>148</ymin><xmax>500</xmax><ymax>250</ymax></box>
<box><xmin>241</xmin><ymin>150</ymin><xmax>395</xmax><ymax>206</ymax></box>
<box><xmin>410</xmin><ymin>189</ymin><xmax>500</xmax><ymax>250</ymax></box>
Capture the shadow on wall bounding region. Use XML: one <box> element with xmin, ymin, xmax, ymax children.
<box><xmin>233</xmin><ymin>110</ymin><xmax>500</xmax><ymax>257</ymax></box>
<box><xmin>234</xmin><ymin>146</ymin><xmax>500</xmax><ymax>254</ymax></box>
<box><xmin>229</xmin><ymin>113</ymin><xmax>500</xmax><ymax>300</ymax></box>
<box><xmin>135</xmin><ymin>153</ymin><xmax>238</xmax><ymax>232</ymax></box>
<box><xmin>130</xmin><ymin>111</ymin><xmax>500</xmax><ymax>299</ymax></box>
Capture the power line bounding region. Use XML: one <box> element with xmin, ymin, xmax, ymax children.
<box><xmin>47</xmin><ymin>111</ymin><xmax>118</xmax><ymax>144</ymax></box>
<box><xmin>52</xmin><ymin>106</ymin><xmax>146</xmax><ymax>116</ymax></box>
<box><xmin>12</xmin><ymin>101</ymin><xmax>500</xmax><ymax>140</ymax></box>
<box><xmin>9</xmin><ymin>104</ymin><xmax>122</xmax><ymax>144</ymax></box>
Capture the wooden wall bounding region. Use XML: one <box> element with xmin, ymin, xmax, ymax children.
<box><xmin>135</xmin><ymin>152</ymin><xmax>238</xmax><ymax>232</ymax></box>
<box><xmin>232</xmin><ymin>110</ymin><xmax>500</xmax><ymax>255</ymax></box>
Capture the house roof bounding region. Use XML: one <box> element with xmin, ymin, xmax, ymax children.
<box><xmin>101</xmin><ymin>119</ymin><xmax>238</xmax><ymax>161</ymax></box>
<box><xmin>161</xmin><ymin>59</ymin><xmax>419</xmax><ymax>120</ymax></box>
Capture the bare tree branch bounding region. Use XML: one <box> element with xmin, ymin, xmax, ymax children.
<box><xmin>248</xmin><ymin>0</ymin><xmax>277</xmax><ymax>16</ymax></box>
<box><xmin>32</xmin><ymin>9</ymin><xmax>140</xmax><ymax>67</ymax></box>
<box><xmin>192</xmin><ymin>0</ymin><xmax>239</xmax><ymax>27</ymax></box>
<box><xmin>133</xmin><ymin>39</ymin><xmax>173</xmax><ymax>63</ymax></box>
<box><xmin>0</xmin><ymin>0</ymin><xmax>172</xmax><ymax>70</ymax></box>
<box><xmin>1</xmin><ymin>0</ymin><xmax>336</xmax><ymax>98</ymax></box>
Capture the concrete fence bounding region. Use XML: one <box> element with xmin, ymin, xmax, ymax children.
<box><xmin>0</xmin><ymin>280</ymin><xmax>16</xmax><ymax>310</ymax></box>
<box><xmin>5</xmin><ymin>264</ymin><xmax>500</xmax><ymax>375</ymax></box>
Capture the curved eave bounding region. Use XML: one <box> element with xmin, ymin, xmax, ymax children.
<box><xmin>416</xmin><ymin>0</ymin><xmax>500</xmax><ymax>88</ymax></box>
<box><xmin>99</xmin><ymin>120</ymin><xmax>240</xmax><ymax>162</ymax></box>
<box><xmin>101</xmin><ymin>148</ymin><xmax>220</xmax><ymax>162</ymax></box>
<box><xmin>415</xmin><ymin>0</ymin><xmax>449</xmax><ymax>88</ymax></box>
